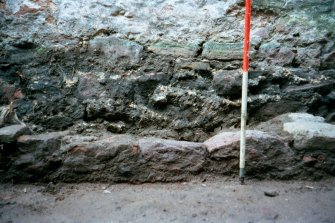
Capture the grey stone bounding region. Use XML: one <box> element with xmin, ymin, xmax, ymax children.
<box><xmin>212</xmin><ymin>70</ymin><xmax>241</xmax><ymax>97</ymax></box>
<box><xmin>55</xmin><ymin>135</ymin><xmax>208</xmax><ymax>182</ymax></box>
<box><xmin>259</xmin><ymin>40</ymin><xmax>281</xmax><ymax>57</ymax></box>
<box><xmin>76</xmin><ymin>71</ymin><xmax>105</xmax><ymax>100</ymax></box>
<box><xmin>284</xmin><ymin>122</ymin><xmax>335</xmax><ymax>151</ymax></box>
<box><xmin>264</xmin><ymin>190</ymin><xmax>279</xmax><ymax>197</ymax></box>
<box><xmin>139</xmin><ymin>129</ymin><xmax>179</xmax><ymax>139</ymax></box>
<box><xmin>202</xmin><ymin>42</ymin><xmax>243</xmax><ymax>60</ymax></box>
<box><xmin>17</xmin><ymin>131</ymin><xmax>69</xmax><ymax>153</ymax></box>
<box><xmin>204</xmin><ymin>130</ymin><xmax>294</xmax><ymax>177</ymax></box>
<box><xmin>150</xmin><ymin>92</ymin><xmax>168</xmax><ymax>105</ymax></box>
<box><xmin>257</xmin><ymin>113</ymin><xmax>335</xmax><ymax>152</ymax></box>
<box><xmin>273</xmin><ymin>47</ymin><xmax>295</xmax><ymax>66</ymax></box>
<box><xmin>106</xmin><ymin>122</ymin><xmax>126</xmax><ymax>134</ymax></box>
<box><xmin>253</xmin><ymin>0</ymin><xmax>334</xmax><ymax>15</ymax></box>
<box><xmin>63</xmin><ymin>134</ymin><xmax>137</xmax><ymax>160</ymax></box>
<box><xmin>139</xmin><ymin>138</ymin><xmax>207</xmax><ymax>173</ymax></box>
<box><xmin>205</xmin><ymin>130</ymin><xmax>287</xmax><ymax>158</ymax></box>
<box><xmin>0</xmin><ymin>105</ymin><xmax>23</xmax><ymax>128</ymax></box>
<box><xmin>188</xmin><ymin>62</ymin><xmax>211</xmax><ymax>72</ymax></box>
<box><xmin>63</xmin><ymin>155</ymin><xmax>99</xmax><ymax>174</ymax></box>
<box><xmin>252</xmin><ymin>27</ymin><xmax>270</xmax><ymax>40</ymax></box>
<box><xmin>326</xmin><ymin>91</ymin><xmax>335</xmax><ymax>103</ymax></box>
<box><xmin>256</xmin><ymin>113</ymin><xmax>326</xmax><ymax>136</ymax></box>
<box><xmin>148</xmin><ymin>40</ymin><xmax>201</xmax><ymax>58</ymax></box>
<box><xmin>284</xmin><ymin>82</ymin><xmax>335</xmax><ymax>94</ymax></box>
<box><xmin>286</xmin><ymin>113</ymin><xmax>325</xmax><ymax>123</ymax></box>
<box><xmin>88</xmin><ymin>36</ymin><xmax>143</xmax><ymax>66</ymax></box>
<box><xmin>321</xmin><ymin>51</ymin><xmax>335</xmax><ymax>69</ymax></box>
<box><xmin>53</xmin><ymin>134</ymin><xmax>138</xmax><ymax>181</ymax></box>
<box><xmin>0</xmin><ymin>125</ymin><xmax>31</xmax><ymax>144</ymax></box>
<box><xmin>13</xmin><ymin>153</ymin><xmax>36</xmax><ymax>167</ymax></box>
<box><xmin>176</xmin><ymin>61</ymin><xmax>211</xmax><ymax>72</ymax></box>
<box><xmin>297</xmin><ymin>48</ymin><xmax>320</xmax><ymax>59</ymax></box>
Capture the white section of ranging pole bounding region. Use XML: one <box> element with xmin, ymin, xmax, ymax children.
<box><xmin>239</xmin><ymin>71</ymin><xmax>248</xmax><ymax>184</ymax></box>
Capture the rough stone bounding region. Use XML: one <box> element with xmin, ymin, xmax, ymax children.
<box><xmin>287</xmin><ymin>113</ymin><xmax>325</xmax><ymax>123</ymax></box>
<box><xmin>256</xmin><ymin>113</ymin><xmax>326</xmax><ymax>136</ymax></box>
<box><xmin>259</xmin><ymin>40</ymin><xmax>280</xmax><ymax>57</ymax></box>
<box><xmin>284</xmin><ymin>122</ymin><xmax>335</xmax><ymax>151</ymax></box>
<box><xmin>51</xmin><ymin>134</ymin><xmax>138</xmax><ymax>182</ymax></box>
<box><xmin>204</xmin><ymin>130</ymin><xmax>294</xmax><ymax>178</ymax></box>
<box><xmin>202</xmin><ymin>42</ymin><xmax>243</xmax><ymax>60</ymax></box>
<box><xmin>138</xmin><ymin>130</ymin><xmax>179</xmax><ymax>141</ymax></box>
<box><xmin>273</xmin><ymin>47</ymin><xmax>295</xmax><ymax>66</ymax></box>
<box><xmin>61</xmin><ymin>134</ymin><xmax>137</xmax><ymax>158</ymax></box>
<box><xmin>302</xmin><ymin>155</ymin><xmax>317</xmax><ymax>166</ymax></box>
<box><xmin>17</xmin><ymin>131</ymin><xmax>69</xmax><ymax>153</ymax></box>
<box><xmin>0</xmin><ymin>105</ymin><xmax>23</xmax><ymax>128</ymax></box>
<box><xmin>139</xmin><ymin>138</ymin><xmax>207</xmax><ymax>174</ymax></box>
<box><xmin>148</xmin><ymin>40</ymin><xmax>201</xmax><ymax>58</ymax></box>
<box><xmin>106</xmin><ymin>122</ymin><xmax>126</xmax><ymax>134</ymax></box>
<box><xmin>253</xmin><ymin>0</ymin><xmax>334</xmax><ymax>15</ymax></box>
<box><xmin>0</xmin><ymin>125</ymin><xmax>31</xmax><ymax>144</ymax></box>
<box><xmin>150</xmin><ymin>91</ymin><xmax>168</xmax><ymax>105</ymax></box>
<box><xmin>88</xmin><ymin>36</ymin><xmax>143</xmax><ymax>66</ymax></box>
<box><xmin>49</xmin><ymin>135</ymin><xmax>209</xmax><ymax>182</ymax></box>
<box><xmin>321</xmin><ymin>51</ymin><xmax>335</xmax><ymax>69</ymax></box>
<box><xmin>264</xmin><ymin>190</ymin><xmax>279</xmax><ymax>197</ymax></box>
<box><xmin>212</xmin><ymin>70</ymin><xmax>241</xmax><ymax>97</ymax></box>
<box><xmin>254</xmin><ymin>113</ymin><xmax>335</xmax><ymax>178</ymax></box>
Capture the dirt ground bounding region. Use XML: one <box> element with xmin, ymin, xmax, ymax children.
<box><xmin>0</xmin><ymin>178</ymin><xmax>334</xmax><ymax>223</ymax></box>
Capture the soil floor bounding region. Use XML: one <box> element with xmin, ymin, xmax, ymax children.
<box><xmin>0</xmin><ymin>178</ymin><xmax>335</xmax><ymax>223</ymax></box>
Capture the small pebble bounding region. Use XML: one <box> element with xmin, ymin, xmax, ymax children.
<box><xmin>264</xmin><ymin>190</ymin><xmax>279</xmax><ymax>197</ymax></box>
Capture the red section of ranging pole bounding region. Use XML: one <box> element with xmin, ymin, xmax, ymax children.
<box><xmin>242</xmin><ymin>0</ymin><xmax>251</xmax><ymax>73</ymax></box>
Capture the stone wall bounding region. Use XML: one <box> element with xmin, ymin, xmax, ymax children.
<box><xmin>0</xmin><ymin>0</ymin><xmax>335</xmax><ymax>140</ymax></box>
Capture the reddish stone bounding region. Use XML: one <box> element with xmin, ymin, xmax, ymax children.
<box><xmin>14</xmin><ymin>5</ymin><xmax>41</xmax><ymax>16</ymax></box>
<box><xmin>303</xmin><ymin>155</ymin><xmax>317</xmax><ymax>166</ymax></box>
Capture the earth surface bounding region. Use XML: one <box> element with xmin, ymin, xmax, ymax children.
<box><xmin>1</xmin><ymin>178</ymin><xmax>335</xmax><ymax>223</ymax></box>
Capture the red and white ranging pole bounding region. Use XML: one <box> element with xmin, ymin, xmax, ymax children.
<box><xmin>240</xmin><ymin>0</ymin><xmax>251</xmax><ymax>184</ymax></box>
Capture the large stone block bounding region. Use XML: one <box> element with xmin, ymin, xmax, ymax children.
<box><xmin>89</xmin><ymin>36</ymin><xmax>143</xmax><ymax>65</ymax></box>
<box><xmin>139</xmin><ymin>138</ymin><xmax>207</xmax><ymax>173</ymax></box>
<box><xmin>253</xmin><ymin>0</ymin><xmax>333</xmax><ymax>13</ymax></box>
<box><xmin>202</xmin><ymin>42</ymin><xmax>243</xmax><ymax>60</ymax></box>
<box><xmin>257</xmin><ymin>113</ymin><xmax>335</xmax><ymax>152</ymax></box>
<box><xmin>0</xmin><ymin>125</ymin><xmax>31</xmax><ymax>144</ymax></box>
<box><xmin>148</xmin><ymin>40</ymin><xmax>201</xmax><ymax>58</ymax></box>
<box><xmin>55</xmin><ymin>135</ymin><xmax>208</xmax><ymax>182</ymax></box>
<box><xmin>17</xmin><ymin>131</ymin><xmax>69</xmax><ymax>153</ymax></box>
<box><xmin>212</xmin><ymin>70</ymin><xmax>241</xmax><ymax>97</ymax></box>
<box><xmin>61</xmin><ymin>134</ymin><xmax>137</xmax><ymax>159</ymax></box>
<box><xmin>135</xmin><ymin>138</ymin><xmax>208</xmax><ymax>181</ymax></box>
<box><xmin>284</xmin><ymin>122</ymin><xmax>335</xmax><ymax>151</ymax></box>
<box><xmin>204</xmin><ymin>130</ymin><xmax>294</xmax><ymax>177</ymax></box>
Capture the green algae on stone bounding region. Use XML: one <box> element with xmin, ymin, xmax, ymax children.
<box><xmin>202</xmin><ymin>42</ymin><xmax>243</xmax><ymax>60</ymax></box>
<box><xmin>148</xmin><ymin>40</ymin><xmax>202</xmax><ymax>57</ymax></box>
<box><xmin>253</xmin><ymin>0</ymin><xmax>334</xmax><ymax>13</ymax></box>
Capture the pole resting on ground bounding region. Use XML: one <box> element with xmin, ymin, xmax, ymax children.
<box><xmin>240</xmin><ymin>72</ymin><xmax>248</xmax><ymax>185</ymax></box>
<box><xmin>240</xmin><ymin>0</ymin><xmax>251</xmax><ymax>185</ymax></box>
<box><xmin>239</xmin><ymin>168</ymin><xmax>245</xmax><ymax>184</ymax></box>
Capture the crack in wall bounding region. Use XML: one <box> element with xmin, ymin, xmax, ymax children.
<box><xmin>195</xmin><ymin>41</ymin><xmax>206</xmax><ymax>58</ymax></box>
